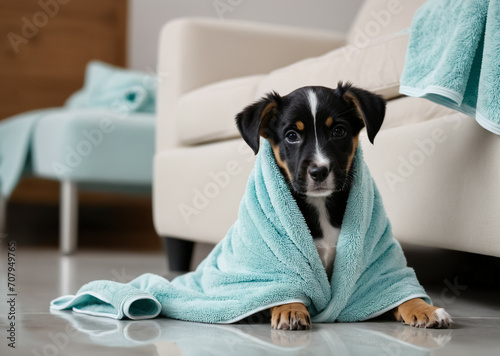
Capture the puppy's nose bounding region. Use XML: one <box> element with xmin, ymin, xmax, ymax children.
<box><xmin>308</xmin><ymin>165</ymin><xmax>329</xmax><ymax>182</ymax></box>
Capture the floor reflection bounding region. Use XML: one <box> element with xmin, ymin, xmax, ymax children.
<box><xmin>51</xmin><ymin>310</ymin><xmax>452</xmax><ymax>355</ymax></box>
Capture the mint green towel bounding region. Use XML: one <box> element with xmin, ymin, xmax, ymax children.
<box><xmin>66</xmin><ymin>60</ymin><xmax>157</xmax><ymax>113</ymax></box>
<box><xmin>51</xmin><ymin>140</ymin><xmax>429</xmax><ymax>323</ymax></box>
<box><xmin>400</xmin><ymin>0</ymin><xmax>500</xmax><ymax>135</ymax></box>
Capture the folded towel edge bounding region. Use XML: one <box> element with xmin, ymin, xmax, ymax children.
<box><xmin>72</xmin><ymin>306</ymin><xmax>122</xmax><ymax>320</ymax></box>
<box><xmin>122</xmin><ymin>295</ymin><xmax>161</xmax><ymax>320</ymax></box>
<box><xmin>50</xmin><ymin>291</ymin><xmax>123</xmax><ymax>319</ymax></box>
<box><xmin>400</xmin><ymin>85</ymin><xmax>464</xmax><ymax>105</ymax></box>
<box><xmin>476</xmin><ymin>110</ymin><xmax>500</xmax><ymax>135</ymax></box>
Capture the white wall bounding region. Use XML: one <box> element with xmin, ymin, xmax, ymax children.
<box><xmin>128</xmin><ymin>0</ymin><xmax>365</xmax><ymax>71</ymax></box>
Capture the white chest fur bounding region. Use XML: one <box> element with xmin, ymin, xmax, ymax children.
<box><xmin>307</xmin><ymin>197</ymin><xmax>340</xmax><ymax>280</ymax></box>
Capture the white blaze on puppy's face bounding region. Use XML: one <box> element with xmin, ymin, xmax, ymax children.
<box><xmin>307</xmin><ymin>89</ymin><xmax>334</xmax><ymax>195</ymax></box>
<box><xmin>307</xmin><ymin>89</ymin><xmax>329</xmax><ymax>166</ymax></box>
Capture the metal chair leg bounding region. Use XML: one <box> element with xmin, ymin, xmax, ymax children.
<box><xmin>0</xmin><ymin>195</ymin><xmax>6</xmax><ymax>236</ymax></box>
<box><xmin>60</xmin><ymin>181</ymin><xmax>78</xmax><ymax>255</ymax></box>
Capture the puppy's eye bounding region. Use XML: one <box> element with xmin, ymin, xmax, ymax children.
<box><xmin>285</xmin><ymin>130</ymin><xmax>300</xmax><ymax>143</ymax></box>
<box><xmin>332</xmin><ymin>125</ymin><xmax>347</xmax><ymax>138</ymax></box>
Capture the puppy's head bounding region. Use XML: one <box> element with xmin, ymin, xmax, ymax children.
<box><xmin>236</xmin><ymin>83</ymin><xmax>385</xmax><ymax>197</ymax></box>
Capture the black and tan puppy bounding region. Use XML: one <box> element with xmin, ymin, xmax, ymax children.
<box><xmin>235</xmin><ymin>83</ymin><xmax>452</xmax><ymax>331</ymax></box>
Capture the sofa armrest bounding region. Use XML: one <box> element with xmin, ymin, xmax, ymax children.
<box><xmin>156</xmin><ymin>17</ymin><xmax>345</xmax><ymax>151</ymax></box>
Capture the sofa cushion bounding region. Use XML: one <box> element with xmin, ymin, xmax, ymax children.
<box><xmin>383</xmin><ymin>96</ymin><xmax>458</xmax><ymax>131</ymax></box>
<box><xmin>361</xmin><ymin>113</ymin><xmax>500</xmax><ymax>257</ymax></box>
<box><xmin>347</xmin><ymin>0</ymin><xmax>425</xmax><ymax>45</ymax></box>
<box><xmin>255</xmin><ymin>32</ymin><xmax>409</xmax><ymax>100</ymax></box>
<box><xmin>176</xmin><ymin>31</ymin><xmax>422</xmax><ymax>146</ymax></box>
<box><xmin>176</xmin><ymin>75</ymin><xmax>264</xmax><ymax>145</ymax></box>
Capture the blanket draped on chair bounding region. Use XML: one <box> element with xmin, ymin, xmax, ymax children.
<box><xmin>0</xmin><ymin>61</ymin><xmax>156</xmax><ymax>197</ymax></box>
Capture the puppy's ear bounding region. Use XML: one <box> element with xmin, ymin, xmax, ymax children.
<box><xmin>339</xmin><ymin>82</ymin><xmax>386</xmax><ymax>144</ymax></box>
<box><xmin>235</xmin><ymin>92</ymin><xmax>281</xmax><ymax>154</ymax></box>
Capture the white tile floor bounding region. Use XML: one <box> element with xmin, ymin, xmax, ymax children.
<box><xmin>0</xmin><ymin>248</ymin><xmax>499</xmax><ymax>356</ymax></box>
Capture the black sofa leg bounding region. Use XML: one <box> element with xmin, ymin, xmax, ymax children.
<box><xmin>163</xmin><ymin>237</ymin><xmax>194</xmax><ymax>272</ymax></box>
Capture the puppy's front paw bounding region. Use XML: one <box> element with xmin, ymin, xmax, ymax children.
<box><xmin>430</xmin><ymin>308</ymin><xmax>453</xmax><ymax>329</ymax></box>
<box><xmin>395</xmin><ymin>298</ymin><xmax>452</xmax><ymax>329</ymax></box>
<box><xmin>271</xmin><ymin>303</ymin><xmax>311</xmax><ymax>330</ymax></box>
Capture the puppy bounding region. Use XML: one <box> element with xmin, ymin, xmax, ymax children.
<box><xmin>235</xmin><ymin>83</ymin><xmax>452</xmax><ymax>330</ymax></box>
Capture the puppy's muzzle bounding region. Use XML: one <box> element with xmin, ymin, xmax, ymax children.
<box><xmin>305</xmin><ymin>164</ymin><xmax>335</xmax><ymax>197</ymax></box>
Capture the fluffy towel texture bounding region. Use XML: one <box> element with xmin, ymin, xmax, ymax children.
<box><xmin>66</xmin><ymin>61</ymin><xmax>157</xmax><ymax>113</ymax></box>
<box><xmin>51</xmin><ymin>140</ymin><xmax>429</xmax><ymax>323</ymax></box>
<box><xmin>52</xmin><ymin>281</ymin><xmax>161</xmax><ymax>320</ymax></box>
<box><xmin>400</xmin><ymin>0</ymin><xmax>500</xmax><ymax>135</ymax></box>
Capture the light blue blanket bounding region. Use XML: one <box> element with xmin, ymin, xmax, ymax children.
<box><xmin>0</xmin><ymin>61</ymin><xmax>156</xmax><ymax>197</ymax></box>
<box><xmin>0</xmin><ymin>109</ymin><xmax>57</xmax><ymax>197</ymax></box>
<box><xmin>66</xmin><ymin>61</ymin><xmax>156</xmax><ymax>113</ymax></box>
<box><xmin>51</xmin><ymin>140</ymin><xmax>429</xmax><ymax>323</ymax></box>
<box><xmin>400</xmin><ymin>0</ymin><xmax>500</xmax><ymax>135</ymax></box>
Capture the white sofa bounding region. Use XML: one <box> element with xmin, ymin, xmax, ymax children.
<box><xmin>153</xmin><ymin>0</ymin><xmax>500</xmax><ymax>271</ymax></box>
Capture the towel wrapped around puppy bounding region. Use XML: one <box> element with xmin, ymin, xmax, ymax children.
<box><xmin>51</xmin><ymin>140</ymin><xmax>430</xmax><ymax>323</ymax></box>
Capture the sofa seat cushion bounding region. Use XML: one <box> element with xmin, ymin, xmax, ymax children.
<box><xmin>383</xmin><ymin>96</ymin><xmax>458</xmax><ymax>131</ymax></box>
<box><xmin>361</xmin><ymin>113</ymin><xmax>500</xmax><ymax>257</ymax></box>
<box><xmin>256</xmin><ymin>32</ymin><xmax>409</xmax><ymax>100</ymax></box>
<box><xmin>176</xmin><ymin>75</ymin><xmax>264</xmax><ymax>145</ymax></box>
<box><xmin>32</xmin><ymin>109</ymin><xmax>155</xmax><ymax>184</ymax></box>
